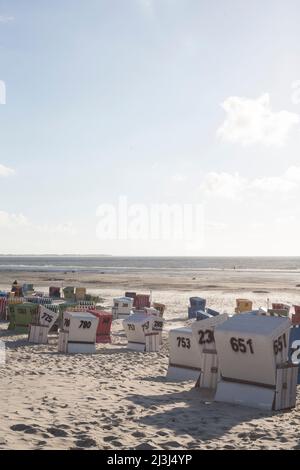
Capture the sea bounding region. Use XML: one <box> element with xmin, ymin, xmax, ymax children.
<box><xmin>0</xmin><ymin>256</ymin><xmax>299</xmax><ymax>273</ymax></box>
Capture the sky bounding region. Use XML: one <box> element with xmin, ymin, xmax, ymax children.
<box><xmin>0</xmin><ymin>0</ymin><xmax>300</xmax><ymax>256</ymax></box>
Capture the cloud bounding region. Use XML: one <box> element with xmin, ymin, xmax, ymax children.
<box><xmin>200</xmin><ymin>166</ymin><xmax>300</xmax><ymax>200</ymax></box>
<box><xmin>200</xmin><ymin>171</ymin><xmax>247</xmax><ymax>200</ymax></box>
<box><xmin>0</xmin><ymin>211</ymin><xmax>28</xmax><ymax>228</ymax></box>
<box><xmin>250</xmin><ymin>166</ymin><xmax>300</xmax><ymax>193</ymax></box>
<box><xmin>250</xmin><ymin>176</ymin><xmax>296</xmax><ymax>193</ymax></box>
<box><xmin>217</xmin><ymin>94</ymin><xmax>300</xmax><ymax>147</ymax></box>
<box><xmin>0</xmin><ymin>210</ymin><xmax>77</xmax><ymax>235</ymax></box>
<box><xmin>0</xmin><ymin>15</ymin><xmax>14</xmax><ymax>23</ymax></box>
<box><xmin>0</xmin><ymin>164</ymin><xmax>14</xmax><ymax>177</ymax></box>
<box><xmin>284</xmin><ymin>165</ymin><xmax>300</xmax><ymax>182</ymax></box>
<box><xmin>197</xmin><ymin>167</ymin><xmax>300</xmax><ymax>254</ymax></box>
<box><xmin>35</xmin><ymin>222</ymin><xmax>77</xmax><ymax>235</ymax></box>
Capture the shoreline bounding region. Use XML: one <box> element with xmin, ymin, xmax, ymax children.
<box><xmin>0</xmin><ymin>268</ymin><xmax>299</xmax><ymax>294</ymax></box>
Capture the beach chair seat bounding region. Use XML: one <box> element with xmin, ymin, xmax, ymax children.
<box><xmin>8</xmin><ymin>303</ymin><xmax>38</xmax><ymax>333</ymax></box>
<box><xmin>188</xmin><ymin>297</ymin><xmax>206</xmax><ymax>319</ymax></box>
<box><xmin>152</xmin><ymin>302</ymin><xmax>166</xmax><ymax>317</ymax></box>
<box><xmin>191</xmin><ymin>313</ymin><xmax>229</xmax><ymax>392</ymax></box>
<box><xmin>145</xmin><ymin>332</ymin><xmax>160</xmax><ymax>352</ymax></box>
<box><xmin>112</xmin><ymin>297</ymin><xmax>134</xmax><ymax>319</ymax></box>
<box><xmin>28</xmin><ymin>324</ymin><xmax>49</xmax><ymax>344</ymax></box>
<box><xmin>166</xmin><ymin>327</ymin><xmax>202</xmax><ymax>380</ymax></box>
<box><xmin>49</xmin><ymin>286</ymin><xmax>61</xmax><ymax>298</ymax></box>
<box><xmin>75</xmin><ymin>287</ymin><xmax>86</xmax><ymax>301</ymax></box>
<box><xmin>88</xmin><ymin>309</ymin><xmax>112</xmax><ymax>343</ymax></box>
<box><xmin>0</xmin><ymin>297</ymin><xmax>7</xmax><ymax>321</ymax></box>
<box><xmin>214</xmin><ymin>314</ymin><xmax>296</xmax><ymax>410</ymax></box>
<box><xmin>123</xmin><ymin>312</ymin><xmax>163</xmax><ymax>352</ymax></box>
<box><xmin>134</xmin><ymin>294</ymin><xmax>150</xmax><ymax>310</ymax></box>
<box><xmin>28</xmin><ymin>305</ymin><xmax>59</xmax><ymax>344</ymax></box>
<box><xmin>58</xmin><ymin>311</ymin><xmax>98</xmax><ymax>354</ymax></box>
<box><xmin>63</xmin><ymin>286</ymin><xmax>75</xmax><ymax>301</ymax></box>
<box><xmin>234</xmin><ymin>298</ymin><xmax>253</xmax><ymax>313</ymax></box>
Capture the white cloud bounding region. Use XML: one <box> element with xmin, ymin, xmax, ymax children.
<box><xmin>0</xmin><ymin>211</ymin><xmax>28</xmax><ymax>228</ymax></box>
<box><xmin>250</xmin><ymin>176</ymin><xmax>296</xmax><ymax>193</ymax></box>
<box><xmin>0</xmin><ymin>212</ymin><xmax>79</xmax><ymax>254</ymax></box>
<box><xmin>0</xmin><ymin>164</ymin><xmax>14</xmax><ymax>177</ymax></box>
<box><xmin>36</xmin><ymin>222</ymin><xmax>77</xmax><ymax>235</ymax></box>
<box><xmin>200</xmin><ymin>166</ymin><xmax>300</xmax><ymax>199</ymax></box>
<box><xmin>0</xmin><ymin>210</ymin><xmax>76</xmax><ymax>236</ymax></box>
<box><xmin>251</xmin><ymin>166</ymin><xmax>300</xmax><ymax>193</ymax></box>
<box><xmin>197</xmin><ymin>166</ymin><xmax>300</xmax><ymax>255</ymax></box>
<box><xmin>217</xmin><ymin>94</ymin><xmax>300</xmax><ymax>147</ymax></box>
<box><xmin>200</xmin><ymin>171</ymin><xmax>246</xmax><ymax>199</ymax></box>
<box><xmin>284</xmin><ymin>165</ymin><xmax>300</xmax><ymax>182</ymax></box>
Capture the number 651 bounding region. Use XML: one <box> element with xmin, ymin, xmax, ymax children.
<box><xmin>230</xmin><ymin>337</ymin><xmax>254</xmax><ymax>354</ymax></box>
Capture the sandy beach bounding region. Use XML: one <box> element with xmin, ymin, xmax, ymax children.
<box><xmin>0</xmin><ymin>269</ymin><xmax>300</xmax><ymax>450</ymax></box>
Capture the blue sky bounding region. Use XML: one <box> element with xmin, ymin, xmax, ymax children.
<box><xmin>0</xmin><ymin>0</ymin><xmax>300</xmax><ymax>255</ymax></box>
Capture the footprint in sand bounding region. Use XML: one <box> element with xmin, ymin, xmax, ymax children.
<box><xmin>135</xmin><ymin>442</ymin><xmax>156</xmax><ymax>450</ymax></box>
<box><xmin>237</xmin><ymin>432</ymin><xmax>248</xmax><ymax>439</ymax></box>
<box><xmin>10</xmin><ymin>424</ymin><xmax>37</xmax><ymax>434</ymax></box>
<box><xmin>163</xmin><ymin>440</ymin><xmax>182</xmax><ymax>448</ymax></box>
<box><xmin>46</xmin><ymin>427</ymin><xmax>69</xmax><ymax>437</ymax></box>
<box><xmin>110</xmin><ymin>420</ymin><xmax>122</xmax><ymax>427</ymax></box>
<box><xmin>36</xmin><ymin>440</ymin><xmax>47</xmax><ymax>446</ymax></box>
<box><xmin>132</xmin><ymin>431</ymin><xmax>146</xmax><ymax>438</ymax></box>
<box><xmin>110</xmin><ymin>440</ymin><xmax>123</xmax><ymax>448</ymax></box>
<box><xmin>57</xmin><ymin>424</ymin><xmax>70</xmax><ymax>429</ymax></box>
<box><xmin>157</xmin><ymin>431</ymin><xmax>168</xmax><ymax>437</ymax></box>
<box><xmin>24</xmin><ymin>427</ymin><xmax>39</xmax><ymax>434</ymax></box>
<box><xmin>103</xmin><ymin>435</ymin><xmax>115</xmax><ymax>442</ymax></box>
<box><xmin>74</xmin><ymin>437</ymin><xmax>97</xmax><ymax>448</ymax></box>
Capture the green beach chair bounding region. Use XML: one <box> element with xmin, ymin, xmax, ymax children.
<box><xmin>8</xmin><ymin>303</ymin><xmax>38</xmax><ymax>333</ymax></box>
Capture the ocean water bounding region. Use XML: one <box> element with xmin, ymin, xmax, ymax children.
<box><xmin>0</xmin><ymin>256</ymin><xmax>299</xmax><ymax>273</ymax></box>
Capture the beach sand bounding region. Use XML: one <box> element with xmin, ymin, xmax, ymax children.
<box><xmin>0</xmin><ymin>269</ymin><xmax>300</xmax><ymax>450</ymax></box>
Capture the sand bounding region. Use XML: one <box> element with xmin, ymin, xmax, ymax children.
<box><xmin>0</xmin><ymin>269</ymin><xmax>300</xmax><ymax>450</ymax></box>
